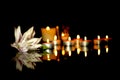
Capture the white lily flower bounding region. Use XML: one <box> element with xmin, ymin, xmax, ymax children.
<box><xmin>11</xmin><ymin>26</ymin><xmax>42</xmax><ymax>53</ymax></box>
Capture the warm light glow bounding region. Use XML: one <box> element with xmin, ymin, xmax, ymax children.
<box><xmin>46</xmin><ymin>26</ymin><xmax>50</xmax><ymax>30</ymax></box>
<box><xmin>54</xmin><ymin>35</ymin><xmax>57</xmax><ymax>40</ymax></box>
<box><xmin>56</xmin><ymin>26</ymin><xmax>59</xmax><ymax>29</ymax></box>
<box><xmin>77</xmin><ymin>35</ymin><xmax>80</xmax><ymax>39</ymax></box>
<box><xmin>106</xmin><ymin>35</ymin><xmax>109</xmax><ymax>39</ymax></box>
<box><xmin>62</xmin><ymin>49</ymin><xmax>65</xmax><ymax>56</ymax></box>
<box><xmin>97</xmin><ymin>35</ymin><xmax>100</xmax><ymax>39</ymax></box>
<box><xmin>84</xmin><ymin>36</ymin><xmax>87</xmax><ymax>40</ymax></box>
<box><xmin>54</xmin><ymin>49</ymin><xmax>58</xmax><ymax>56</ymax></box>
<box><xmin>61</xmin><ymin>32</ymin><xmax>65</xmax><ymax>37</ymax></box>
<box><xmin>105</xmin><ymin>45</ymin><xmax>109</xmax><ymax>53</ymax></box>
<box><xmin>68</xmin><ymin>36</ymin><xmax>71</xmax><ymax>41</ymax></box>
<box><xmin>98</xmin><ymin>48</ymin><xmax>101</xmax><ymax>56</ymax></box>
<box><xmin>47</xmin><ymin>54</ymin><xmax>51</xmax><ymax>61</ymax></box>
<box><xmin>68</xmin><ymin>50</ymin><xmax>71</xmax><ymax>56</ymax></box>
<box><xmin>47</xmin><ymin>39</ymin><xmax>49</xmax><ymax>43</ymax></box>
<box><xmin>84</xmin><ymin>51</ymin><xmax>87</xmax><ymax>57</ymax></box>
<box><xmin>77</xmin><ymin>47</ymin><xmax>81</xmax><ymax>54</ymax></box>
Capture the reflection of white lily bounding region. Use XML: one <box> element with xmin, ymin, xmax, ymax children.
<box><xmin>11</xmin><ymin>26</ymin><xmax>42</xmax><ymax>52</ymax></box>
<box><xmin>15</xmin><ymin>52</ymin><xmax>42</xmax><ymax>71</ymax></box>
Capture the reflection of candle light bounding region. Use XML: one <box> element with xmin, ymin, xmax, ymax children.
<box><xmin>54</xmin><ymin>35</ymin><xmax>57</xmax><ymax>40</ymax></box>
<box><xmin>84</xmin><ymin>51</ymin><xmax>87</xmax><ymax>57</ymax></box>
<box><xmin>98</xmin><ymin>48</ymin><xmax>101</xmax><ymax>56</ymax></box>
<box><xmin>105</xmin><ymin>45</ymin><xmax>109</xmax><ymax>53</ymax></box>
<box><xmin>53</xmin><ymin>49</ymin><xmax>58</xmax><ymax>56</ymax></box>
<box><xmin>47</xmin><ymin>54</ymin><xmax>51</xmax><ymax>61</ymax></box>
<box><xmin>62</xmin><ymin>49</ymin><xmax>65</xmax><ymax>56</ymax></box>
<box><xmin>47</xmin><ymin>39</ymin><xmax>49</xmax><ymax>43</ymax></box>
<box><xmin>68</xmin><ymin>50</ymin><xmax>71</xmax><ymax>56</ymax></box>
<box><xmin>77</xmin><ymin>47</ymin><xmax>81</xmax><ymax>54</ymax></box>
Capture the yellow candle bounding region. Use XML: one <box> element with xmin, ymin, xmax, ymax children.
<box><xmin>41</xmin><ymin>26</ymin><xmax>56</xmax><ymax>42</ymax></box>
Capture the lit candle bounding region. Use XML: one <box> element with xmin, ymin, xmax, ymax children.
<box><xmin>75</xmin><ymin>34</ymin><xmax>82</xmax><ymax>48</ymax></box>
<box><xmin>61</xmin><ymin>32</ymin><xmax>69</xmax><ymax>41</ymax></box>
<box><xmin>81</xmin><ymin>36</ymin><xmax>89</xmax><ymax>46</ymax></box>
<box><xmin>53</xmin><ymin>35</ymin><xmax>61</xmax><ymax>45</ymax></box>
<box><xmin>63</xmin><ymin>36</ymin><xmax>72</xmax><ymax>46</ymax></box>
<box><xmin>93</xmin><ymin>35</ymin><xmax>101</xmax><ymax>45</ymax></box>
<box><xmin>41</xmin><ymin>26</ymin><xmax>56</xmax><ymax>42</ymax></box>
<box><xmin>43</xmin><ymin>39</ymin><xmax>52</xmax><ymax>48</ymax></box>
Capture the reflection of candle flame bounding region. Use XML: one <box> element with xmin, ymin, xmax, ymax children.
<box><xmin>98</xmin><ymin>48</ymin><xmax>101</xmax><ymax>55</ymax></box>
<box><xmin>54</xmin><ymin>49</ymin><xmax>58</xmax><ymax>56</ymax></box>
<box><xmin>68</xmin><ymin>50</ymin><xmax>71</xmax><ymax>56</ymax></box>
<box><xmin>105</xmin><ymin>45</ymin><xmax>109</xmax><ymax>53</ymax></box>
<box><xmin>54</xmin><ymin>35</ymin><xmax>57</xmax><ymax>40</ymax></box>
<box><xmin>84</xmin><ymin>51</ymin><xmax>87</xmax><ymax>57</ymax></box>
<box><xmin>46</xmin><ymin>26</ymin><xmax>50</xmax><ymax>30</ymax></box>
<box><xmin>47</xmin><ymin>54</ymin><xmax>51</xmax><ymax>61</ymax></box>
<box><xmin>77</xmin><ymin>47</ymin><xmax>81</xmax><ymax>54</ymax></box>
<box><xmin>97</xmin><ymin>35</ymin><xmax>100</xmax><ymax>39</ymax></box>
<box><xmin>62</xmin><ymin>49</ymin><xmax>65</xmax><ymax>56</ymax></box>
<box><xmin>77</xmin><ymin>35</ymin><xmax>80</xmax><ymax>39</ymax></box>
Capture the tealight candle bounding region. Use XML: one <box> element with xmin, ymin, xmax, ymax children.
<box><xmin>75</xmin><ymin>34</ymin><xmax>82</xmax><ymax>48</ymax></box>
<box><xmin>41</xmin><ymin>26</ymin><xmax>56</xmax><ymax>42</ymax></box>
<box><xmin>63</xmin><ymin>36</ymin><xmax>72</xmax><ymax>46</ymax></box>
<box><xmin>81</xmin><ymin>36</ymin><xmax>89</xmax><ymax>46</ymax></box>
<box><xmin>93</xmin><ymin>35</ymin><xmax>101</xmax><ymax>44</ymax></box>
<box><xmin>61</xmin><ymin>32</ymin><xmax>69</xmax><ymax>41</ymax></box>
<box><xmin>53</xmin><ymin>35</ymin><xmax>61</xmax><ymax>46</ymax></box>
<box><xmin>43</xmin><ymin>39</ymin><xmax>52</xmax><ymax>48</ymax></box>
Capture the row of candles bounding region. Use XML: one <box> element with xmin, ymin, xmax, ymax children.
<box><xmin>42</xmin><ymin>34</ymin><xmax>111</xmax><ymax>49</ymax></box>
<box><xmin>41</xmin><ymin>26</ymin><xmax>111</xmax><ymax>61</ymax></box>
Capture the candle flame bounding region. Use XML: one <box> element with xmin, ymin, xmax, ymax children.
<box><xmin>77</xmin><ymin>35</ymin><xmax>80</xmax><ymax>39</ymax></box>
<box><xmin>46</xmin><ymin>26</ymin><xmax>50</xmax><ymax>30</ymax></box>
<box><xmin>106</xmin><ymin>35</ymin><xmax>108</xmax><ymax>39</ymax></box>
<box><xmin>97</xmin><ymin>35</ymin><xmax>100</xmax><ymax>39</ymax></box>
<box><xmin>84</xmin><ymin>36</ymin><xmax>87</xmax><ymax>40</ymax></box>
<box><xmin>68</xmin><ymin>36</ymin><xmax>71</xmax><ymax>41</ymax></box>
